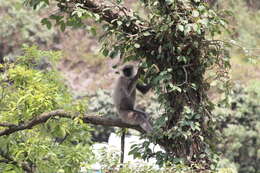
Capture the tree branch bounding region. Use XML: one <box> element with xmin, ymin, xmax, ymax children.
<box><xmin>0</xmin><ymin>150</ymin><xmax>33</xmax><ymax>173</ymax></box>
<box><xmin>0</xmin><ymin>110</ymin><xmax>144</xmax><ymax>136</ymax></box>
<box><xmin>82</xmin><ymin>115</ymin><xmax>145</xmax><ymax>132</ymax></box>
<box><xmin>56</xmin><ymin>0</ymin><xmax>158</xmax><ymax>54</ymax></box>
<box><xmin>71</xmin><ymin>0</ymin><xmax>143</xmax><ymax>34</ymax></box>
<box><xmin>0</xmin><ymin>159</ymin><xmax>10</xmax><ymax>164</ymax></box>
<box><xmin>0</xmin><ymin>151</ymin><xmax>17</xmax><ymax>165</ymax></box>
<box><xmin>0</xmin><ymin>122</ymin><xmax>17</xmax><ymax>128</ymax></box>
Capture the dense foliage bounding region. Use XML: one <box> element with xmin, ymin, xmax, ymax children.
<box><xmin>24</xmin><ymin>0</ymin><xmax>231</xmax><ymax>169</ymax></box>
<box><xmin>86</xmin><ymin>80</ymin><xmax>260</xmax><ymax>173</ymax></box>
<box><xmin>0</xmin><ymin>46</ymin><xmax>93</xmax><ymax>173</ymax></box>
<box><xmin>0</xmin><ymin>0</ymin><xmax>258</xmax><ymax>172</ymax></box>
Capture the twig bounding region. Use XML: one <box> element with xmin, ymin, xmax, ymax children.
<box><xmin>176</xmin><ymin>65</ymin><xmax>188</xmax><ymax>86</ymax></box>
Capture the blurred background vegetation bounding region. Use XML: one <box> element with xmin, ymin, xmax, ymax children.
<box><xmin>0</xmin><ymin>0</ymin><xmax>259</xmax><ymax>172</ymax></box>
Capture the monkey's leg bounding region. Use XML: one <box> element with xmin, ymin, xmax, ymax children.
<box><xmin>134</xmin><ymin>109</ymin><xmax>150</xmax><ymax>119</ymax></box>
<box><xmin>133</xmin><ymin>109</ymin><xmax>153</xmax><ymax>132</ymax></box>
<box><xmin>119</xmin><ymin>110</ymin><xmax>153</xmax><ymax>132</ymax></box>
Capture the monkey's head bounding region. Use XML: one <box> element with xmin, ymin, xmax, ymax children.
<box><xmin>122</xmin><ymin>64</ymin><xmax>134</xmax><ymax>78</ymax></box>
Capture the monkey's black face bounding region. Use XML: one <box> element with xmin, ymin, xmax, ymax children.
<box><xmin>123</xmin><ymin>66</ymin><xmax>133</xmax><ymax>77</ymax></box>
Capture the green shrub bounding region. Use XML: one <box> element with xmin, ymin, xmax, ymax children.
<box><xmin>215</xmin><ymin>81</ymin><xmax>260</xmax><ymax>173</ymax></box>
<box><xmin>0</xmin><ymin>46</ymin><xmax>93</xmax><ymax>173</ymax></box>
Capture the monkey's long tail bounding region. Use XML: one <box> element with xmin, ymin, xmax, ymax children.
<box><xmin>120</xmin><ymin>128</ymin><xmax>126</xmax><ymax>168</ymax></box>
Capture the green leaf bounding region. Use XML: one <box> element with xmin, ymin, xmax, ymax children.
<box><xmin>93</xmin><ymin>13</ymin><xmax>100</xmax><ymax>21</ymax></box>
<box><xmin>192</xmin><ymin>24</ymin><xmax>201</xmax><ymax>34</ymax></box>
<box><xmin>90</xmin><ymin>27</ymin><xmax>97</xmax><ymax>36</ymax></box>
<box><xmin>169</xmin><ymin>84</ymin><xmax>182</xmax><ymax>92</ymax></box>
<box><xmin>143</xmin><ymin>31</ymin><xmax>151</xmax><ymax>36</ymax></box>
<box><xmin>192</xmin><ymin>10</ymin><xmax>200</xmax><ymax>18</ymax></box>
<box><xmin>49</xmin><ymin>14</ymin><xmax>63</xmax><ymax>23</ymax></box>
<box><xmin>116</xmin><ymin>20</ymin><xmax>123</xmax><ymax>26</ymax></box>
<box><xmin>109</xmin><ymin>50</ymin><xmax>118</xmax><ymax>58</ymax></box>
<box><xmin>184</xmin><ymin>24</ymin><xmax>192</xmax><ymax>36</ymax></box>
<box><xmin>177</xmin><ymin>24</ymin><xmax>184</xmax><ymax>32</ymax></box>
<box><xmin>134</xmin><ymin>43</ymin><xmax>141</xmax><ymax>48</ymax></box>
<box><xmin>59</xmin><ymin>21</ymin><xmax>66</xmax><ymax>32</ymax></box>
<box><xmin>199</xmin><ymin>18</ymin><xmax>208</xmax><ymax>26</ymax></box>
<box><xmin>102</xmin><ymin>48</ymin><xmax>109</xmax><ymax>56</ymax></box>
<box><xmin>177</xmin><ymin>56</ymin><xmax>187</xmax><ymax>63</ymax></box>
<box><xmin>41</xmin><ymin>18</ymin><xmax>52</xmax><ymax>29</ymax></box>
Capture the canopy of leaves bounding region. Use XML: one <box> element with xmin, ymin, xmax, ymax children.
<box><xmin>0</xmin><ymin>46</ymin><xmax>93</xmax><ymax>173</ymax></box>
<box><xmin>23</xmin><ymin>0</ymin><xmax>231</xmax><ymax>168</ymax></box>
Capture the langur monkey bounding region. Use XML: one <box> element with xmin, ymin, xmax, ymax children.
<box><xmin>112</xmin><ymin>64</ymin><xmax>153</xmax><ymax>133</ymax></box>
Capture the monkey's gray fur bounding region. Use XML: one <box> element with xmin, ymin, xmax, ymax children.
<box><xmin>112</xmin><ymin>64</ymin><xmax>153</xmax><ymax>133</ymax></box>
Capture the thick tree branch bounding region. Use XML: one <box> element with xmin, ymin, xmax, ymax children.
<box><xmin>0</xmin><ymin>122</ymin><xmax>17</xmax><ymax>127</ymax></box>
<box><xmin>0</xmin><ymin>110</ymin><xmax>70</xmax><ymax>136</ymax></box>
<box><xmin>0</xmin><ymin>110</ymin><xmax>144</xmax><ymax>136</ymax></box>
<box><xmin>82</xmin><ymin>115</ymin><xmax>145</xmax><ymax>132</ymax></box>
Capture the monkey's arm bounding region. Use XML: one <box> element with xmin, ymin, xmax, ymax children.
<box><xmin>127</xmin><ymin>78</ymin><xmax>138</xmax><ymax>95</ymax></box>
<box><xmin>119</xmin><ymin>76</ymin><xmax>138</xmax><ymax>98</ymax></box>
<box><xmin>135</xmin><ymin>67</ymin><xmax>152</xmax><ymax>94</ymax></box>
<box><xmin>136</xmin><ymin>83</ymin><xmax>152</xmax><ymax>95</ymax></box>
<box><xmin>127</xmin><ymin>68</ymin><xmax>152</xmax><ymax>95</ymax></box>
<box><xmin>126</xmin><ymin>69</ymin><xmax>140</xmax><ymax>94</ymax></box>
